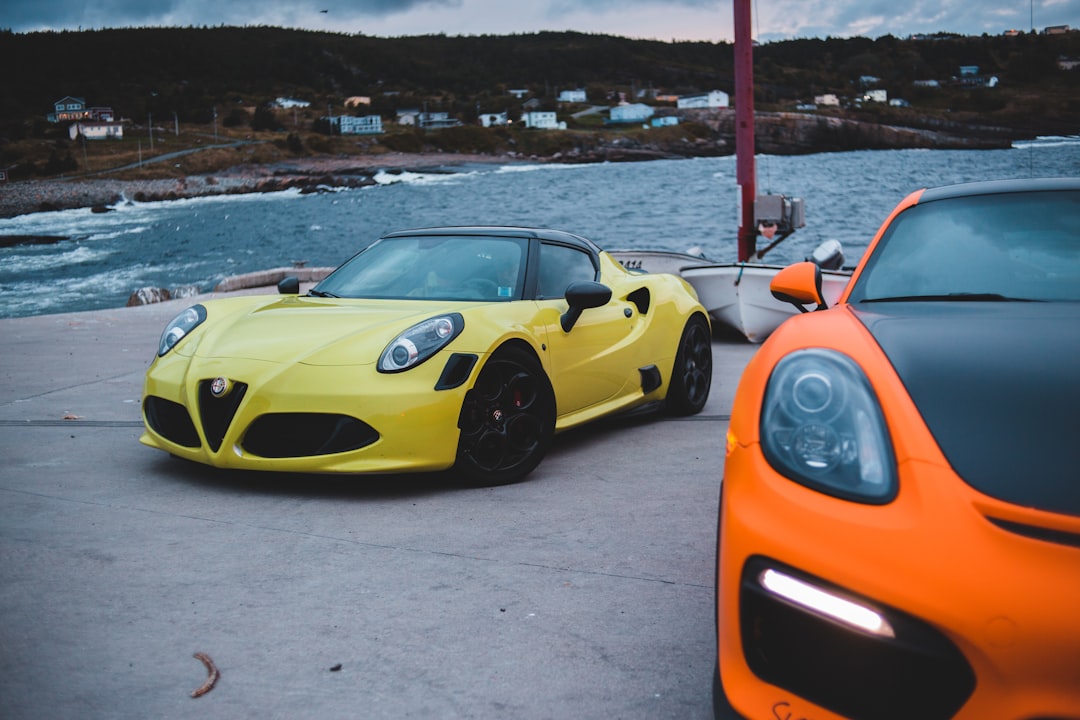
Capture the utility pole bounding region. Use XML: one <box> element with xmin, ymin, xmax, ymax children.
<box><xmin>148</xmin><ymin>112</ymin><xmax>154</xmax><ymax>150</ymax></box>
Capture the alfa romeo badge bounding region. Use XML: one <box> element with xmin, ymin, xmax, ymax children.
<box><xmin>209</xmin><ymin>377</ymin><xmax>230</xmax><ymax>397</ymax></box>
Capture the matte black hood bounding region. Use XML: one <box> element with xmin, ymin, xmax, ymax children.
<box><xmin>853</xmin><ymin>302</ymin><xmax>1080</xmax><ymax>517</ymax></box>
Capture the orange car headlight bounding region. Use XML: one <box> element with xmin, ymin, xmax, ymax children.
<box><xmin>761</xmin><ymin>349</ymin><xmax>897</xmax><ymax>503</ymax></box>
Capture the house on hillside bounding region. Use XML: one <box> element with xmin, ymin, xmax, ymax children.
<box><xmin>69</xmin><ymin>121</ymin><xmax>123</xmax><ymax>140</ymax></box>
<box><xmin>814</xmin><ymin>93</ymin><xmax>841</xmax><ymax>106</ymax></box>
<box><xmin>48</xmin><ymin>96</ymin><xmax>86</xmax><ymax>122</ymax></box>
<box><xmin>863</xmin><ymin>89</ymin><xmax>888</xmax><ymax>103</ymax></box>
<box><xmin>344</xmin><ymin>96</ymin><xmax>372</xmax><ymax>107</ymax></box>
<box><xmin>326</xmin><ymin>114</ymin><xmax>383</xmax><ymax>135</ymax></box>
<box><xmin>418</xmin><ymin>112</ymin><xmax>462</xmax><ymax>129</ymax></box>
<box><xmin>608</xmin><ymin>103</ymin><xmax>655</xmax><ymax>124</ymax></box>
<box><xmin>676</xmin><ymin>90</ymin><xmax>728</xmax><ymax>109</ymax></box>
<box><xmin>479</xmin><ymin>112</ymin><xmax>509</xmax><ymax>127</ymax></box>
<box><xmin>274</xmin><ymin>97</ymin><xmax>310</xmax><ymax>109</ymax></box>
<box><xmin>48</xmin><ymin>96</ymin><xmax>114</xmax><ymax>123</ymax></box>
<box><xmin>558</xmin><ymin>89</ymin><xmax>587</xmax><ymax>103</ymax></box>
<box><xmin>650</xmin><ymin>116</ymin><xmax>679</xmax><ymax>127</ymax></box>
<box><xmin>522</xmin><ymin>111</ymin><xmax>564</xmax><ymax>130</ymax></box>
<box><xmin>396</xmin><ymin>109</ymin><xmax>421</xmax><ymax>125</ymax></box>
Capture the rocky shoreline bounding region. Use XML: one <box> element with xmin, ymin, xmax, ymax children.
<box><xmin>0</xmin><ymin>152</ymin><xmax>523</xmax><ymax>220</ymax></box>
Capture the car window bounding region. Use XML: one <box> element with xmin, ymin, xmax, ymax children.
<box><xmin>849</xmin><ymin>190</ymin><xmax>1080</xmax><ymax>303</ymax></box>
<box><xmin>537</xmin><ymin>243</ymin><xmax>598</xmax><ymax>299</ymax></box>
<box><xmin>314</xmin><ymin>235</ymin><xmax>526</xmax><ymax>301</ymax></box>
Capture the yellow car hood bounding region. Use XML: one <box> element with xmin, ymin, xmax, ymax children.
<box><xmin>190</xmin><ymin>296</ymin><xmax>473</xmax><ymax>367</ymax></box>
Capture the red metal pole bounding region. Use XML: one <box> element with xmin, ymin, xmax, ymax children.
<box><xmin>734</xmin><ymin>0</ymin><xmax>756</xmax><ymax>262</ymax></box>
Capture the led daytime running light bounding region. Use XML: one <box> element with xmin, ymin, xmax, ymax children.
<box><xmin>759</xmin><ymin>568</ymin><xmax>895</xmax><ymax>638</ymax></box>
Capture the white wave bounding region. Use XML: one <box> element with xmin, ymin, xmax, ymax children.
<box><xmin>372</xmin><ymin>169</ymin><xmax>474</xmax><ymax>186</ymax></box>
<box><xmin>1012</xmin><ymin>135</ymin><xmax>1080</xmax><ymax>149</ymax></box>
<box><xmin>0</xmin><ymin>245</ymin><xmax>113</xmax><ymax>273</ymax></box>
<box><xmin>85</xmin><ymin>225</ymin><xmax>150</xmax><ymax>241</ymax></box>
<box><xmin>493</xmin><ymin>163</ymin><xmax>591</xmax><ymax>174</ymax></box>
<box><xmin>0</xmin><ymin>260</ymin><xmax>158</xmax><ymax>314</ymax></box>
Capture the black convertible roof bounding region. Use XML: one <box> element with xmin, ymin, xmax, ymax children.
<box><xmin>381</xmin><ymin>226</ymin><xmax>602</xmax><ymax>254</ymax></box>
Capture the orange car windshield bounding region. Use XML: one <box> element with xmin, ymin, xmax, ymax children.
<box><xmin>849</xmin><ymin>190</ymin><xmax>1080</xmax><ymax>303</ymax></box>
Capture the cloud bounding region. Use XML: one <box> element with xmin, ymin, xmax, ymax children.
<box><xmin>0</xmin><ymin>0</ymin><xmax>463</xmax><ymax>32</ymax></box>
<box><xmin>2</xmin><ymin>0</ymin><xmax>1077</xmax><ymax>39</ymax></box>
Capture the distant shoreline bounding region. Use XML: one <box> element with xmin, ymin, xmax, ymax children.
<box><xmin>0</xmin><ymin>152</ymin><xmax>531</xmax><ymax>220</ymax></box>
<box><xmin>1</xmin><ymin>109</ymin><xmax>1026</xmax><ymax>221</ymax></box>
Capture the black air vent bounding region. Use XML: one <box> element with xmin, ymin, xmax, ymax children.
<box><xmin>986</xmin><ymin>516</ymin><xmax>1080</xmax><ymax>550</ymax></box>
<box><xmin>144</xmin><ymin>396</ymin><xmax>200</xmax><ymax>448</ymax></box>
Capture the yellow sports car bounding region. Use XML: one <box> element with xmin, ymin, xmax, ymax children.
<box><xmin>141</xmin><ymin>226</ymin><xmax>712</xmax><ymax>484</ymax></box>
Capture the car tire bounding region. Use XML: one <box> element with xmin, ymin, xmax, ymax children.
<box><xmin>665</xmin><ymin>313</ymin><xmax>712</xmax><ymax>416</ymax></box>
<box><xmin>454</xmin><ymin>346</ymin><xmax>556</xmax><ymax>486</ymax></box>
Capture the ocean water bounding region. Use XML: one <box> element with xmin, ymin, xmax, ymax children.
<box><xmin>1</xmin><ymin>137</ymin><xmax>1078</xmax><ymax>319</ymax></box>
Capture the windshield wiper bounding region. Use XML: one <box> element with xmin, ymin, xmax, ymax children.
<box><xmin>307</xmin><ymin>289</ymin><xmax>339</xmax><ymax>298</ymax></box>
<box><xmin>862</xmin><ymin>293</ymin><xmax>1041</xmax><ymax>303</ymax></box>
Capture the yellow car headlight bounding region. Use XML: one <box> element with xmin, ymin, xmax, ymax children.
<box><xmin>157</xmin><ymin>304</ymin><xmax>206</xmax><ymax>357</ymax></box>
<box><xmin>378</xmin><ymin>313</ymin><xmax>464</xmax><ymax>373</ymax></box>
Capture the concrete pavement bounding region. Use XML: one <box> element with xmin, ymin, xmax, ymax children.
<box><xmin>0</xmin><ymin>292</ymin><xmax>759</xmax><ymax>720</ymax></box>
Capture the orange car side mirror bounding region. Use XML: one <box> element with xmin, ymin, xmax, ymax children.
<box><xmin>770</xmin><ymin>261</ymin><xmax>828</xmax><ymax>313</ymax></box>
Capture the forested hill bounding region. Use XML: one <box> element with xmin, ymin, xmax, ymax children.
<box><xmin>1</xmin><ymin>26</ymin><xmax>1078</xmax><ymax>135</ymax></box>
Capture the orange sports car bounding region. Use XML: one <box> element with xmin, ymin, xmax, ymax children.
<box><xmin>714</xmin><ymin>178</ymin><xmax>1080</xmax><ymax>720</ymax></box>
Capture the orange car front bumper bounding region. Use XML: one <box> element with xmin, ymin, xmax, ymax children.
<box><xmin>717</xmin><ymin>445</ymin><xmax>1080</xmax><ymax>720</ymax></box>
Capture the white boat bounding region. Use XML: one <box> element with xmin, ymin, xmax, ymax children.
<box><xmin>609</xmin><ymin>0</ymin><xmax>853</xmax><ymax>343</ymax></box>
<box><xmin>610</xmin><ymin>248</ymin><xmax>850</xmax><ymax>343</ymax></box>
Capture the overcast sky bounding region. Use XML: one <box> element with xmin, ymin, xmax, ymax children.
<box><xmin>2</xmin><ymin>0</ymin><xmax>1077</xmax><ymax>42</ymax></box>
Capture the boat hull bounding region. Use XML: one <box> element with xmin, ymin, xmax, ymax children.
<box><xmin>609</xmin><ymin>250</ymin><xmax>850</xmax><ymax>343</ymax></box>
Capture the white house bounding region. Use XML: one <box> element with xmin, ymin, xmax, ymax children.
<box><xmin>479</xmin><ymin>112</ymin><xmax>509</xmax><ymax>127</ymax></box>
<box><xmin>650</xmin><ymin>116</ymin><xmax>679</xmax><ymax>127</ymax></box>
<box><xmin>274</xmin><ymin>97</ymin><xmax>310</xmax><ymax>109</ymax></box>
<box><xmin>863</xmin><ymin>89</ymin><xmax>888</xmax><ymax>103</ymax></box>
<box><xmin>814</xmin><ymin>93</ymin><xmax>841</xmax><ymax>106</ymax></box>
<box><xmin>327</xmin><ymin>114</ymin><xmax>383</xmax><ymax>135</ymax></box>
<box><xmin>522</xmin><ymin>111</ymin><xmax>563</xmax><ymax>130</ymax></box>
<box><xmin>68</xmin><ymin>121</ymin><xmax>123</xmax><ymax>140</ymax></box>
<box><xmin>676</xmin><ymin>90</ymin><xmax>729</xmax><ymax>109</ymax></box>
<box><xmin>609</xmin><ymin>103</ymin><xmax>655</xmax><ymax>124</ymax></box>
<box><xmin>418</xmin><ymin>112</ymin><xmax>461</xmax><ymax>129</ymax></box>
<box><xmin>396</xmin><ymin>109</ymin><xmax>420</xmax><ymax>125</ymax></box>
<box><xmin>557</xmin><ymin>89</ymin><xmax>587</xmax><ymax>103</ymax></box>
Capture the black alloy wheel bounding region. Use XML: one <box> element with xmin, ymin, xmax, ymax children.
<box><xmin>454</xmin><ymin>346</ymin><xmax>556</xmax><ymax>485</ymax></box>
<box><xmin>666</xmin><ymin>313</ymin><xmax>713</xmax><ymax>416</ymax></box>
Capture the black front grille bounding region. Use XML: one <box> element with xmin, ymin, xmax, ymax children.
<box><xmin>241</xmin><ymin>413</ymin><xmax>378</xmax><ymax>458</ymax></box>
<box><xmin>197</xmin><ymin>380</ymin><xmax>248</xmax><ymax>452</ymax></box>
<box><xmin>144</xmin><ymin>396</ymin><xmax>200</xmax><ymax>447</ymax></box>
<box><xmin>740</xmin><ymin>556</ymin><xmax>975</xmax><ymax>720</ymax></box>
